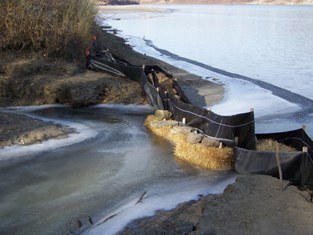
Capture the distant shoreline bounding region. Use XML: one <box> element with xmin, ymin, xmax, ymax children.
<box><xmin>98</xmin><ymin>0</ymin><xmax>313</xmax><ymax>6</ymax></box>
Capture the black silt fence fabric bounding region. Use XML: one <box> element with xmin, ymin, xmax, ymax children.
<box><xmin>88</xmin><ymin>55</ymin><xmax>256</xmax><ymax>149</ymax></box>
<box><xmin>88</xmin><ymin>55</ymin><xmax>143</xmax><ymax>82</ymax></box>
<box><xmin>234</xmin><ymin>147</ymin><xmax>313</xmax><ymax>186</ymax></box>
<box><xmin>166</xmin><ymin>92</ymin><xmax>255</xmax><ymax>150</ymax></box>
<box><xmin>235</xmin><ymin>128</ymin><xmax>313</xmax><ymax>186</ymax></box>
<box><xmin>87</xmin><ymin>52</ymin><xmax>313</xmax><ymax>186</ymax></box>
<box><xmin>141</xmin><ymin>71</ymin><xmax>164</xmax><ymax>110</ymax></box>
<box><xmin>256</xmin><ymin>128</ymin><xmax>313</xmax><ymax>162</ymax></box>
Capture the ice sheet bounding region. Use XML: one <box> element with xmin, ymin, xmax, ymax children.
<box><xmin>84</xmin><ymin>176</ymin><xmax>236</xmax><ymax>235</ymax></box>
<box><xmin>105</xmin><ymin>33</ymin><xmax>300</xmax><ymax>118</ymax></box>
<box><xmin>0</xmin><ymin>105</ymin><xmax>97</xmax><ymax>160</ymax></box>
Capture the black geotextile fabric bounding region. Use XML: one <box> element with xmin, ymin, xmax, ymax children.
<box><xmin>87</xmin><ymin>52</ymin><xmax>313</xmax><ymax>185</ymax></box>
<box><xmin>166</xmin><ymin>93</ymin><xmax>255</xmax><ymax>149</ymax></box>
<box><xmin>141</xmin><ymin>67</ymin><xmax>256</xmax><ymax>150</ymax></box>
<box><xmin>235</xmin><ymin>128</ymin><xmax>313</xmax><ymax>186</ymax></box>
<box><xmin>87</xmin><ymin>55</ymin><xmax>256</xmax><ymax>150</ymax></box>
<box><xmin>88</xmin><ymin>55</ymin><xmax>143</xmax><ymax>82</ymax></box>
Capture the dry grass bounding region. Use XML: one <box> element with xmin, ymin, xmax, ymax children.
<box><xmin>145</xmin><ymin>115</ymin><xmax>234</xmax><ymax>170</ymax></box>
<box><xmin>256</xmin><ymin>139</ymin><xmax>297</xmax><ymax>152</ymax></box>
<box><xmin>0</xmin><ymin>0</ymin><xmax>97</xmax><ymax>61</ymax></box>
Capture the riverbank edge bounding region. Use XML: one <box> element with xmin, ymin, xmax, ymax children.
<box><xmin>0</xmin><ymin>26</ymin><xmax>223</xmax><ymax>148</ymax></box>
<box><xmin>96</xmin><ymin>10</ymin><xmax>313</xmax><ymax>235</ymax></box>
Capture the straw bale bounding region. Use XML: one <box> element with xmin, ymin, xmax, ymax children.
<box><xmin>156</xmin><ymin>72</ymin><xmax>170</xmax><ymax>84</ymax></box>
<box><xmin>170</xmin><ymin>126</ymin><xmax>194</xmax><ymax>135</ymax></box>
<box><xmin>150</xmin><ymin>120</ymin><xmax>179</xmax><ymax>129</ymax></box>
<box><xmin>175</xmin><ymin>142</ymin><xmax>233</xmax><ymax>171</ymax></box>
<box><xmin>160</xmin><ymin>79</ymin><xmax>177</xmax><ymax>96</ymax></box>
<box><xmin>145</xmin><ymin>115</ymin><xmax>234</xmax><ymax>170</ymax></box>
<box><xmin>154</xmin><ymin>109</ymin><xmax>172</xmax><ymax>120</ymax></box>
<box><xmin>256</xmin><ymin>139</ymin><xmax>297</xmax><ymax>152</ymax></box>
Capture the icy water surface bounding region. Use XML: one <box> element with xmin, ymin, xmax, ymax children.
<box><xmin>100</xmin><ymin>5</ymin><xmax>313</xmax><ymax>137</ymax></box>
<box><xmin>0</xmin><ymin>105</ymin><xmax>235</xmax><ymax>235</ymax></box>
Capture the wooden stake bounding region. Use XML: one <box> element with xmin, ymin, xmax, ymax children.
<box><xmin>275</xmin><ymin>142</ymin><xmax>283</xmax><ymax>192</ymax></box>
<box><xmin>219</xmin><ymin>142</ymin><xmax>223</xmax><ymax>149</ymax></box>
<box><xmin>235</xmin><ymin>137</ymin><xmax>239</xmax><ymax>146</ymax></box>
<box><xmin>182</xmin><ymin>118</ymin><xmax>186</xmax><ymax>124</ymax></box>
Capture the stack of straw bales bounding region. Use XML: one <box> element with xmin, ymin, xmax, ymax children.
<box><xmin>145</xmin><ymin>115</ymin><xmax>234</xmax><ymax>170</ymax></box>
<box><xmin>256</xmin><ymin>139</ymin><xmax>297</xmax><ymax>152</ymax></box>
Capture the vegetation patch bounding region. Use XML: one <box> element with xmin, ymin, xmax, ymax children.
<box><xmin>0</xmin><ymin>0</ymin><xmax>97</xmax><ymax>61</ymax></box>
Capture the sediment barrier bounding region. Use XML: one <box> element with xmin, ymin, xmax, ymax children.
<box><xmin>86</xmin><ymin>48</ymin><xmax>313</xmax><ymax>186</ymax></box>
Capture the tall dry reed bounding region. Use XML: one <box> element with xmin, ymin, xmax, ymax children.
<box><xmin>0</xmin><ymin>0</ymin><xmax>97</xmax><ymax>61</ymax></box>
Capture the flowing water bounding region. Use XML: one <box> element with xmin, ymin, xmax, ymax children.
<box><xmin>0</xmin><ymin>105</ymin><xmax>235</xmax><ymax>235</ymax></box>
<box><xmin>100</xmin><ymin>4</ymin><xmax>313</xmax><ymax>137</ymax></box>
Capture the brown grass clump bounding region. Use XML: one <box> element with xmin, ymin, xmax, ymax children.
<box><xmin>0</xmin><ymin>0</ymin><xmax>97</xmax><ymax>61</ymax></box>
<box><xmin>145</xmin><ymin>115</ymin><xmax>234</xmax><ymax>170</ymax></box>
<box><xmin>256</xmin><ymin>139</ymin><xmax>297</xmax><ymax>152</ymax></box>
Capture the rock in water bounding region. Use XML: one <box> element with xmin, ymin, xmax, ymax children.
<box><xmin>187</xmin><ymin>132</ymin><xmax>204</xmax><ymax>144</ymax></box>
<box><xmin>201</xmin><ymin>137</ymin><xmax>220</xmax><ymax>147</ymax></box>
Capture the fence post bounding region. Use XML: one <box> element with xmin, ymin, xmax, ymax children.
<box><xmin>275</xmin><ymin>142</ymin><xmax>283</xmax><ymax>192</ymax></box>
<box><xmin>182</xmin><ymin>118</ymin><xmax>186</xmax><ymax>124</ymax></box>
<box><xmin>164</xmin><ymin>91</ymin><xmax>168</xmax><ymax>110</ymax></box>
<box><xmin>235</xmin><ymin>137</ymin><xmax>239</xmax><ymax>146</ymax></box>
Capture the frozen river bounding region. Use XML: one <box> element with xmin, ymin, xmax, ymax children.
<box><xmin>100</xmin><ymin>4</ymin><xmax>313</xmax><ymax>138</ymax></box>
<box><xmin>0</xmin><ymin>105</ymin><xmax>235</xmax><ymax>235</ymax></box>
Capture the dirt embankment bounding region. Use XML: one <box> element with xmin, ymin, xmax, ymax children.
<box><xmin>0</xmin><ymin>112</ymin><xmax>73</xmax><ymax>148</ymax></box>
<box><xmin>0</xmin><ymin>52</ymin><xmax>146</xmax><ymax>108</ymax></box>
<box><xmin>0</xmin><ymin>31</ymin><xmax>147</xmax><ymax>148</ymax></box>
<box><xmin>121</xmin><ymin>174</ymin><xmax>313</xmax><ymax>235</ymax></box>
<box><xmin>0</xmin><ymin>28</ymin><xmax>222</xmax><ymax>148</ymax></box>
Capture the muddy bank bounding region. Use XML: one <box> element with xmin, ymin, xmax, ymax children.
<box><xmin>0</xmin><ymin>52</ymin><xmax>146</xmax><ymax>108</ymax></box>
<box><xmin>0</xmin><ymin>27</ymin><xmax>223</xmax><ymax>149</ymax></box>
<box><xmin>121</xmin><ymin>174</ymin><xmax>313</xmax><ymax>235</ymax></box>
<box><xmin>0</xmin><ymin>112</ymin><xmax>73</xmax><ymax>148</ymax></box>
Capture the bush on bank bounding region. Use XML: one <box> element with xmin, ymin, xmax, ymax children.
<box><xmin>0</xmin><ymin>0</ymin><xmax>98</xmax><ymax>61</ymax></box>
